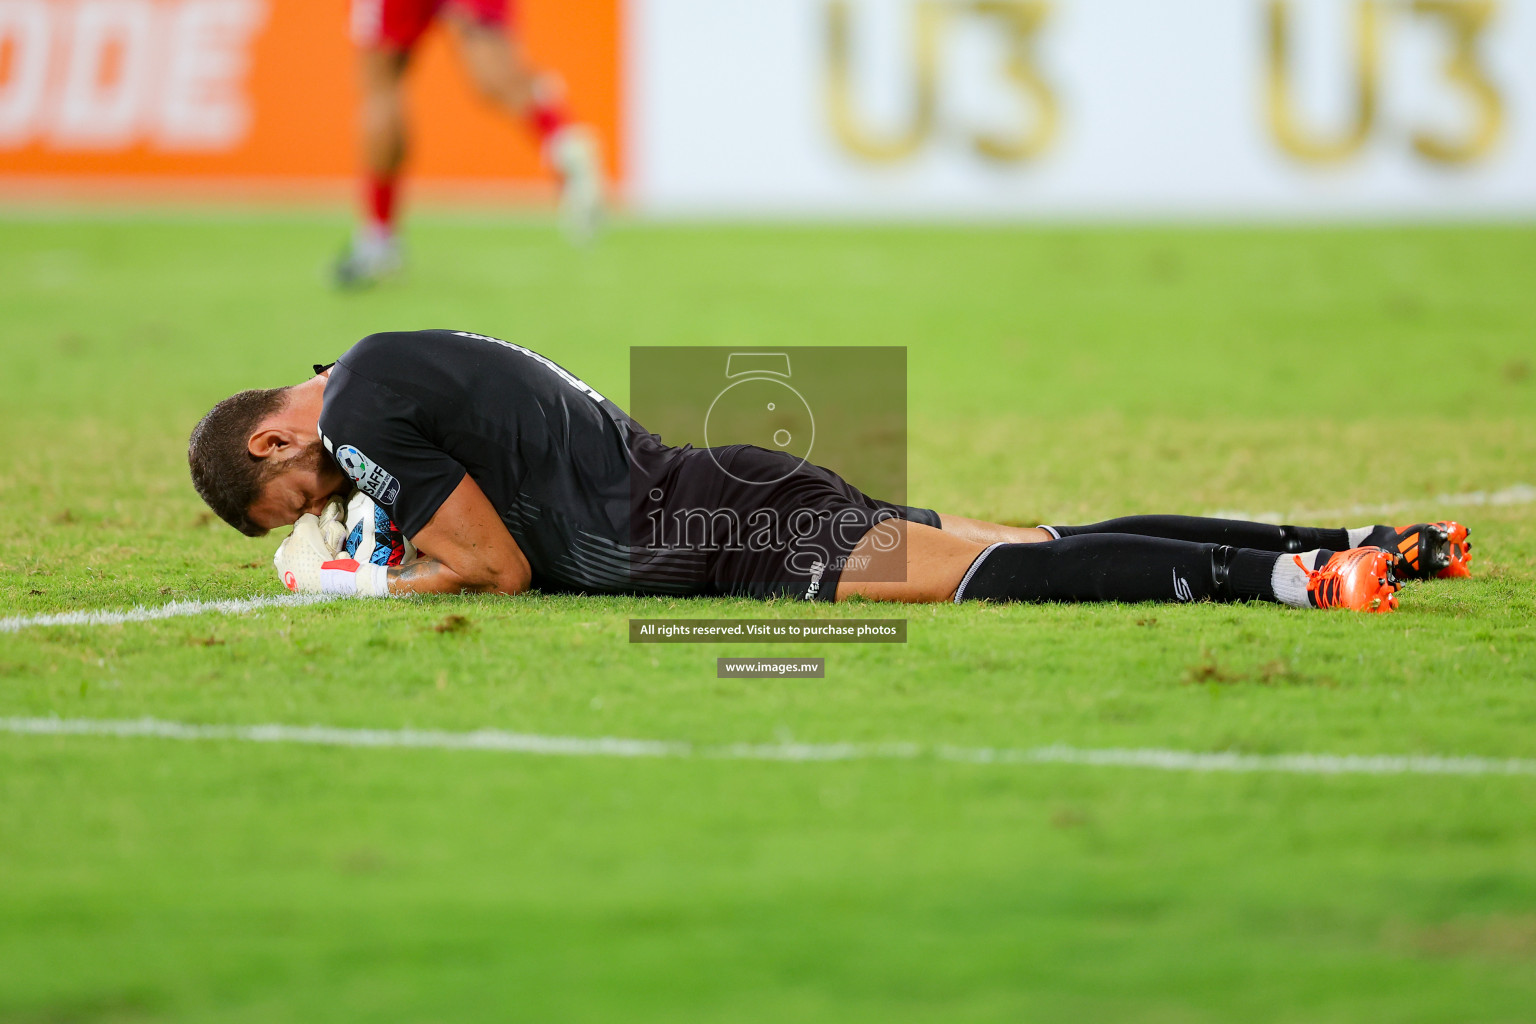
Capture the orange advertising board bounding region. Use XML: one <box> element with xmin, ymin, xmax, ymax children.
<box><xmin>0</xmin><ymin>0</ymin><xmax>620</xmax><ymax>196</ymax></box>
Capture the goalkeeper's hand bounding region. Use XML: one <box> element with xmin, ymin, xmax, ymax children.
<box><xmin>318</xmin><ymin>493</ymin><xmax>349</xmax><ymax>552</ymax></box>
<box><xmin>273</xmin><ymin>512</ymin><xmax>390</xmax><ymax>597</ymax></box>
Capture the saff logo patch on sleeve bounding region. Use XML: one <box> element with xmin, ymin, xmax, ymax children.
<box><xmin>334</xmin><ymin>444</ymin><xmax>401</xmax><ymax>506</ymax></box>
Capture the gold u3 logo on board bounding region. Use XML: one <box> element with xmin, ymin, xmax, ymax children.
<box><xmin>1266</xmin><ymin>0</ymin><xmax>1505</xmax><ymax>165</ymax></box>
<box><xmin>824</xmin><ymin>0</ymin><xmax>1059</xmax><ymax>165</ymax></box>
<box><xmin>824</xmin><ymin>0</ymin><xmax>1506</xmax><ymax>170</ymax></box>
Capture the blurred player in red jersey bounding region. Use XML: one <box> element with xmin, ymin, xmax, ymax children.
<box><xmin>336</xmin><ymin>0</ymin><xmax>602</xmax><ymax>287</ymax></box>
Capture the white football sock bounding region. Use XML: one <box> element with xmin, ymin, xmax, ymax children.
<box><xmin>1270</xmin><ymin>549</ymin><xmax>1326</xmax><ymax>608</ymax></box>
<box><xmin>1346</xmin><ymin>526</ymin><xmax>1374</xmax><ymax>549</ymax></box>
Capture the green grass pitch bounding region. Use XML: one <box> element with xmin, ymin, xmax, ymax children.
<box><xmin>2</xmin><ymin>214</ymin><xmax>1535</xmax><ymax>1022</ymax></box>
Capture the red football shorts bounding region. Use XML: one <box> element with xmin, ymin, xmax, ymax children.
<box><xmin>351</xmin><ymin>0</ymin><xmax>513</xmax><ymax>50</ymax></box>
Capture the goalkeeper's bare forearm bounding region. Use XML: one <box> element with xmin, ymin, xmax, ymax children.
<box><xmin>385</xmin><ymin>555</ymin><xmax>528</xmax><ymax>596</ymax></box>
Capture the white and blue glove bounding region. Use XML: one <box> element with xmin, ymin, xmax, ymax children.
<box><xmin>342</xmin><ymin>491</ymin><xmax>416</xmax><ymax>568</ymax></box>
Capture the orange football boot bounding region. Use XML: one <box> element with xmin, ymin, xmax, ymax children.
<box><xmin>1298</xmin><ymin>547</ymin><xmax>1402</xmax><ymax>613</ymax></box>
<box><xmin>1364</xmin><ymin>522</ymin><xmax>1472</xmax><ymax>580</ymax></box>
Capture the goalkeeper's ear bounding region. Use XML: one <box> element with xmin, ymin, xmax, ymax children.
<box><xmin>247</xmin><ymin>425</ymin><xmax>300</xmax><ymax>460</ymax></box>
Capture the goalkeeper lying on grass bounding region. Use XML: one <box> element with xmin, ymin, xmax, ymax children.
<box><xmin>188</xmin><ymin>331</ymin><xmax>1471</xmax><ymax>613</ymax></box>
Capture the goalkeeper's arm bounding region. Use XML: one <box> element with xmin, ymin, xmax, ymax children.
<box><xmin>389</xmin><ymin>475</ymin><xmax>532</xmax><ymax>596</ymax></box>
<box><xmin>385</xmin><ymin>554</ymin><xmax>522</xmax><ymax>596</ymax></box>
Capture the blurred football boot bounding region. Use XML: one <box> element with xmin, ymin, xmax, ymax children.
<box><xmin>333</xmin><ymin>227</ymin><xmax>403</xmax><ymax>289</ymax></box>
<box><xmin>1361</xmin><ymin>522</ymin><xmax>1472</xmax><ymax>580</ymax></box>
<box><xmin>549</xmin><ymin>126</ymin><xmax>603</xmax><ymax>245</ymax></box>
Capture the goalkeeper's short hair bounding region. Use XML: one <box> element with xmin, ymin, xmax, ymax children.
<box><xmin>188</xmin><ymin>387</ymin><xmax>290</xmax><ymax>537</ymax></box>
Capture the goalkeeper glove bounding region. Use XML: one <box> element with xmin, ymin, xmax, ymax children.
<box><xmin>343</xmin><ymin>490</ymin><xmax>416</xmax><ymax>566</ymax></box>
<box><xmin>273</xmin><ymin>513</ymin><xmax>391</xmax><ymax>597</ymax></box>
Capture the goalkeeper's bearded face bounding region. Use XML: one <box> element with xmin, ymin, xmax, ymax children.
<box><xmin>247</xmin><ymin>440</ymin><xmax>348</xmax><ymax>533</ymax></box>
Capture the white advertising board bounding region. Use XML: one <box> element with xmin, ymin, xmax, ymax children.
<box><xmin>628</xmin><ymin>0</ymin><xmax>1536</xmax><ymax>217</ymax></box>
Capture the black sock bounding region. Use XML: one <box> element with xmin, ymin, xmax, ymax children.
<box><xmin>1052</xmin><ymin>515</ymin><xmax>1349</xmax><ymax>554</ymax></box>
<box><xmin>954</xmin><ymin>535</ymin><xmax>1280</xmax><ymax>604</ymax></box>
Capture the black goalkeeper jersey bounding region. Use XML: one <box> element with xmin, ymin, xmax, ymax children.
<box><xmin>317</xmin><ymin>329</ymin><xmax>712</xmax><ymax>595</ymax></box>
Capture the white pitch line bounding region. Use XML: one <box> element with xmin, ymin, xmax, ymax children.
<box><xmin>3</xmin><ymin>717</ymin><xmax>1534</xmax><ymax>779</ymax></box>
<box><xmin>1207</xmin><ymin>482</ymin><xmax>1536</xmax><ymax>525</ymax></box>
<box><xmin>0</xmin><ymin>594</ymin><xmax>339</xmax><ymax>634</ymax></box>
<box><xmin>0</xmin><ymin>717</ymin><xmax>687</xmax><ymax>758</ymax></box>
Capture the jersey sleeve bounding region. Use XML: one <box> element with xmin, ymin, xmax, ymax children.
<box><xmin>318</xmin><ymin>371</ymin><xmax>467</xmax><ymax>540</ymax></box>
